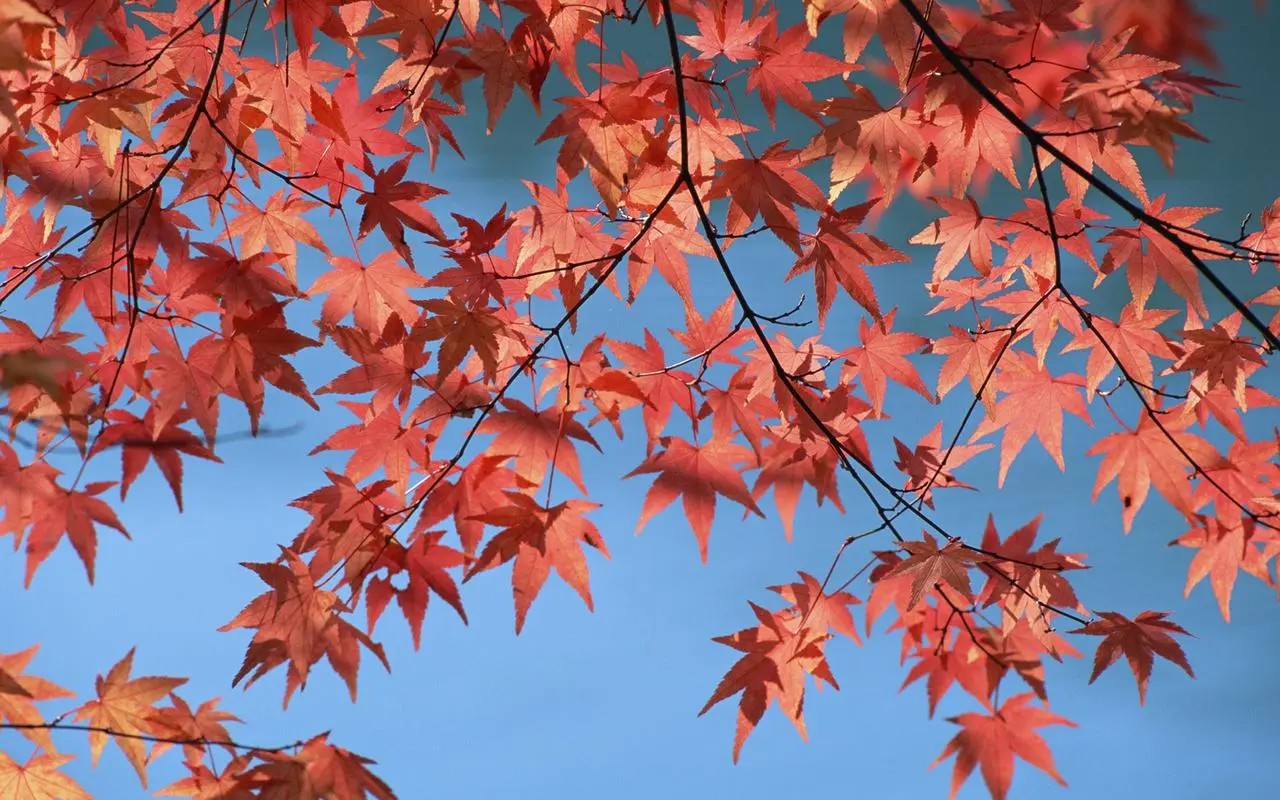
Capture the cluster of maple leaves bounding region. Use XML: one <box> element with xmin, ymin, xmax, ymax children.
<box><xmin>0</xmin><ymin>0</ymin><xmax>1276</xmax><ymax>796</ymax></box>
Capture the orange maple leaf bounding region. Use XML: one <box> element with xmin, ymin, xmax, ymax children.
<box><xmin>247</xmin><ymin>733</ymin><xmax>396</xmax><ymax>800</ymax></box>
<box><xmin>72</xmin><ymin>649</ymin><xmax>187</xmax><ymax>787</ymax></box>
<box><xmin>0</xmin><ymin>752</ymin><xmax>90</xmax><ymax>800</ymax></box>
<box><xmin>0</xmin><ymin>646</ymin><xmax>73</xmax><ymax>752</ymax></box>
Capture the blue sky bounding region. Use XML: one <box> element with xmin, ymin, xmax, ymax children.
<box><xmin>3</xmin><ymin>3</ymin><xmax>1278</xmax><ymax>799</ymax></box>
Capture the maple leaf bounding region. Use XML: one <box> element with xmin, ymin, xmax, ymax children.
<box><xmin>310</xmin><ymin>252</ymin><xmax>426</xmax><ymax>334</ymax></box>
<box><xmin>787</xmin><ymin>201</ymin><xmax>908</xmax><ymax>324</ymax></box>
<box><xmin>310</xmin><ymin>401</ymin><xmax>432</xmax><ymax>491</ymax></box>
<box><xmin>149</xmin><ymin>695</ymin><xmax>242</xmax><ymax>765</ymax></box>
<box><xmin>1072</xmin><ymin>610</ymin><xmax>1195</xmax><ymax>703</ymax></box>
<box><xmin>608</xmin><ymin>330</ymin><xmax>699</xmax><ymax>444</ymax></box>
<box><xmin>416</xmin><ymin>296</ymin><xmax>515</xmax><ymax>380</ymax></box>
<box><xmin>972</xmin><ymin>352</ymin><xmax>1090</xmax><ymax>486</ymax></box>
<box><xmin>1099</xmin><ymin>196</ymin><xmax>1219</xmax><ymax>316</ymax></box>
<box><xmin>1171</xmin><ymin>322</ymin><xmax>1267</xmax><ymax>408</ymax></box>
<box><xmin>751</xmin><ymin>437</ymin><xmax>845</xmax><ymax>541</ymax></box>
<box><xmin>707</xmin><ymin>143</ymin><xmax>828</xmax><ymax>253</ymax></box>
<box><xmin>23</xmin><ymin>479</ymin><xmax>128</xmax><ymax>587</ymax></box>
<box><xmin>186</xmin><ymin>302</ymin><xmax>321</xmax><ymax>433</ymax></box>
<box><xmin>1086</xmin><ymin>408</ymin><xmax>1215</xmax><ymax>531</ymax></box>
<box><xmin>365</xmin><ymin>531</ymin><xmax>468</xmax><ymax>648</ymax></box>
<box><xmin>220</xmin><ymin>549</ymin><xmax>390</xmax><ymax>706</ymax></box>
<box><xmin>356</xmin><ymin>155</ymin><xmax>447</xmax><ymax>267</ymax></box>
<box><xmin>681</xmin><ymin>0</ymin><xmax>771</xmax><ymax>61</ymax></box>
<box><xmin>467</xmin><ymin>494</ymin><xmax>610</xmax><ymax>633</ymax></box>
<box><xmin>227</xmin><ymin>191</ymin><xmax>329</xmax><ymax>282</ymax></box>
<box><xmin>627</xmin><ymin>436</ymin><xmax>764</xmax><ymax>562</ymax></box>
<box><xmin>929</xmin><ymin>325</ymin><xmax>1011</xmax><ymax>406</ymax></box>
<box><xmin>910</xmin><ymin>195</ymin><xmax>1006</xmax><ymax>280</ymax></box>
<box><xmin>747</xmin><ymin>21</ymin><xmax>850</xmax><ymax>123</ymax></box>
<box><xmin>887</xmin><ymin>534</ymin><xmax>987</xmax><ymax>609</ymax></box>
<box><xmin>154</xmin><ymin>755</ymin><xmax>259</xmax><ymax>800</ymax></box>
<box><xmin>893</xmin><ymin>422</ymin><xmax>991</xmax><ymax>507</ymax></box>
<box><xmin>72</xmin><ymin>649</ymin><xmax>186</xmax><ymax>787</ymax></box>
<box><xmin>0</xmin><ymin>752</ymin><xmax>90</xmax><ymax>800</ymax></box>
<box><xmin>840</xmin><ymin>310</ymin><xmax>932</xmax><ymax>416</ymax></box>
<box><xmin>1061</xmin><ymin>306</ymin><xmax>1176</xmax><ymax>398</ymax></box>
<box><xmin>0</xmin><ymin>647</ymin><xmax>73</xmax><ymax>752</ymax></box>
<box><xmin>700</xmin><ymin>602</ymin><xmax>836</xmax><ymax>762</ymax></box>
<box><xmin>931</xmin><ymin>693</ymin><xmax>1075</xmax><ymax>800</ymax></box>
<box><xmin>1173</xmin><ymin>516</ymin><xmax>1268</xmax><ymax>623</ymax></box>
<box><xmin>310</xmin><ymin>71</ymin><xmax>416</xmax><ymax>165</ymax></box>
<box><xmin>975</xmin><ymin>515</ymin><xmax>1089</xmax><ymax>642</ymax></box>
<box><xmin>769</xmin><ymin>571</ymin><xmax>861</xmax><ymax>643</ymax></box>
<box><xmin>824</xmin><ymin>86</ymin><xmax>928</xmax><ymax>202</ymax></box>
<box><xmin>479</xmin><ymin>400</ymin><xmax>600</xmax><ymax>493</ymax></box>
<box><xmin>416</xmin><ymin>454</ymin><xmax>520</xmax><ymax>557</ymax></box>
<box><xmin>245</xmin><ymin>733</ymin><xmax>396</xmax><ymax>800</ymax></box>
<box><xmin>88</xmin><ymin>409</ymin><xmax>221</xmax><ymax>511</ymax></box>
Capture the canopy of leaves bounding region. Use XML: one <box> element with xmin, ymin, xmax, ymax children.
<box><xmin>0</xmin><ymin>0</ymin><xmax>1277</xmax><ymax>797</ymax></box>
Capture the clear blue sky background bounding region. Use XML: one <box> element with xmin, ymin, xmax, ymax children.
<box><xmin>3</xmin><ymin>4</ymin><xmax>1278</xmax><ymax>799</ymax></box>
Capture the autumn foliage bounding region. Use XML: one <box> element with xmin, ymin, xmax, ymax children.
<box><xmin>0</xmin><ymin>0</ymin><xmax>1277</xmax><ymax>797</ymax></box>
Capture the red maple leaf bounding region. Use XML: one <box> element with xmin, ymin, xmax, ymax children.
<box><xmin>220</xmin><ymin>549</ymin><xmax>390</xmax><ymax>706</ymax></box>
<box><xmin>23</xmin><ymin>479</ymin><xmax>128</xmax><ymax>587</ymax></box>
<box><xmin>479</xmin><ymin>400</ymin><xmax>600</xmax><ymax>494</ymax></box>
<box><xmin>88</xmin><ymin>408</ymin><xmax>221</xmax><ymax>511</ymax></box>
<box><xmin>365</xmin><ymin>531</ymin><xmax>468</xmax><ymax>648</ymax></box>
<box><xmin>680</xmin><ymin>0</ymin><xmax>771</xmax><ymax>61</ymax></box>
<box><xmin>840</xmin><ymin>309</ymin><xmax>932</xmax><ymax>416</ymax></box>
<box><xmin>787</xmin><ymin>201</ymin><xmax>907</xmax><ymax>324</ymax></box>
<box><xmin>699</xmin><ymin>602</ymin><xmax>835</xmax><ymax>762</ymax></box>
<box><xmin>356</xmin><ymin>155</ymin><xmax>447</xmax><ymax>267</ymax></box>
<box><xmin>0</xmin><ymin>647</ymin><xmax>73</xmax><ymax>753</ymax></box>
<box><xmin>972</xmin><ymin>352</ymin><xmax>1090</xmax><ymax>486</ymax></box>
<box><xmin>467</xmin><ymin>494</ymin><xmax>610</xmax><ymax>633</ymax></box>
<box><xmin>627</xmin><ymin>436</ymin><xmax>764</xmax><ymax>562</ymax></box>
<box><xmin>747</xmin><ymin>21</ymin><xmax>850</xmax><ymax>123</ymax></box>
<box><xmin>1072</xmin><ymin>610</ymin><xmax>1194</xmax><ymax>704</ymax></box>
<box><xmin>1086</xmin><ymin>408</ymin><xmax>1215</xmax><ymax>531</ymax></box>
<box><xmin>707</xmin><ymin>143</ymin><xmax>829</xmax><ymax>252</ymax></box>
<box><xmin>931</xmin><ymin>693</ymin><xmax>1075</xmax><ymax>800</ymax></box>
<box><xmin>310</xmin><ymin>252</ymin><xmax>426</xmax><ymax>334</ymax></box>
<box><xmin>887</xmin><ymin>533</ymin><xmax>987</xmax><ymax>609</ymax></box>
<box><xmin>1173</xmin><ymin>516</ymin><xmax>1268</xmax><ymax>622</ymax></box>
<box><xmin>910</xmin><ymin>195</ymin><xmax>1007</xmax><ymax>280</ymax></box>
